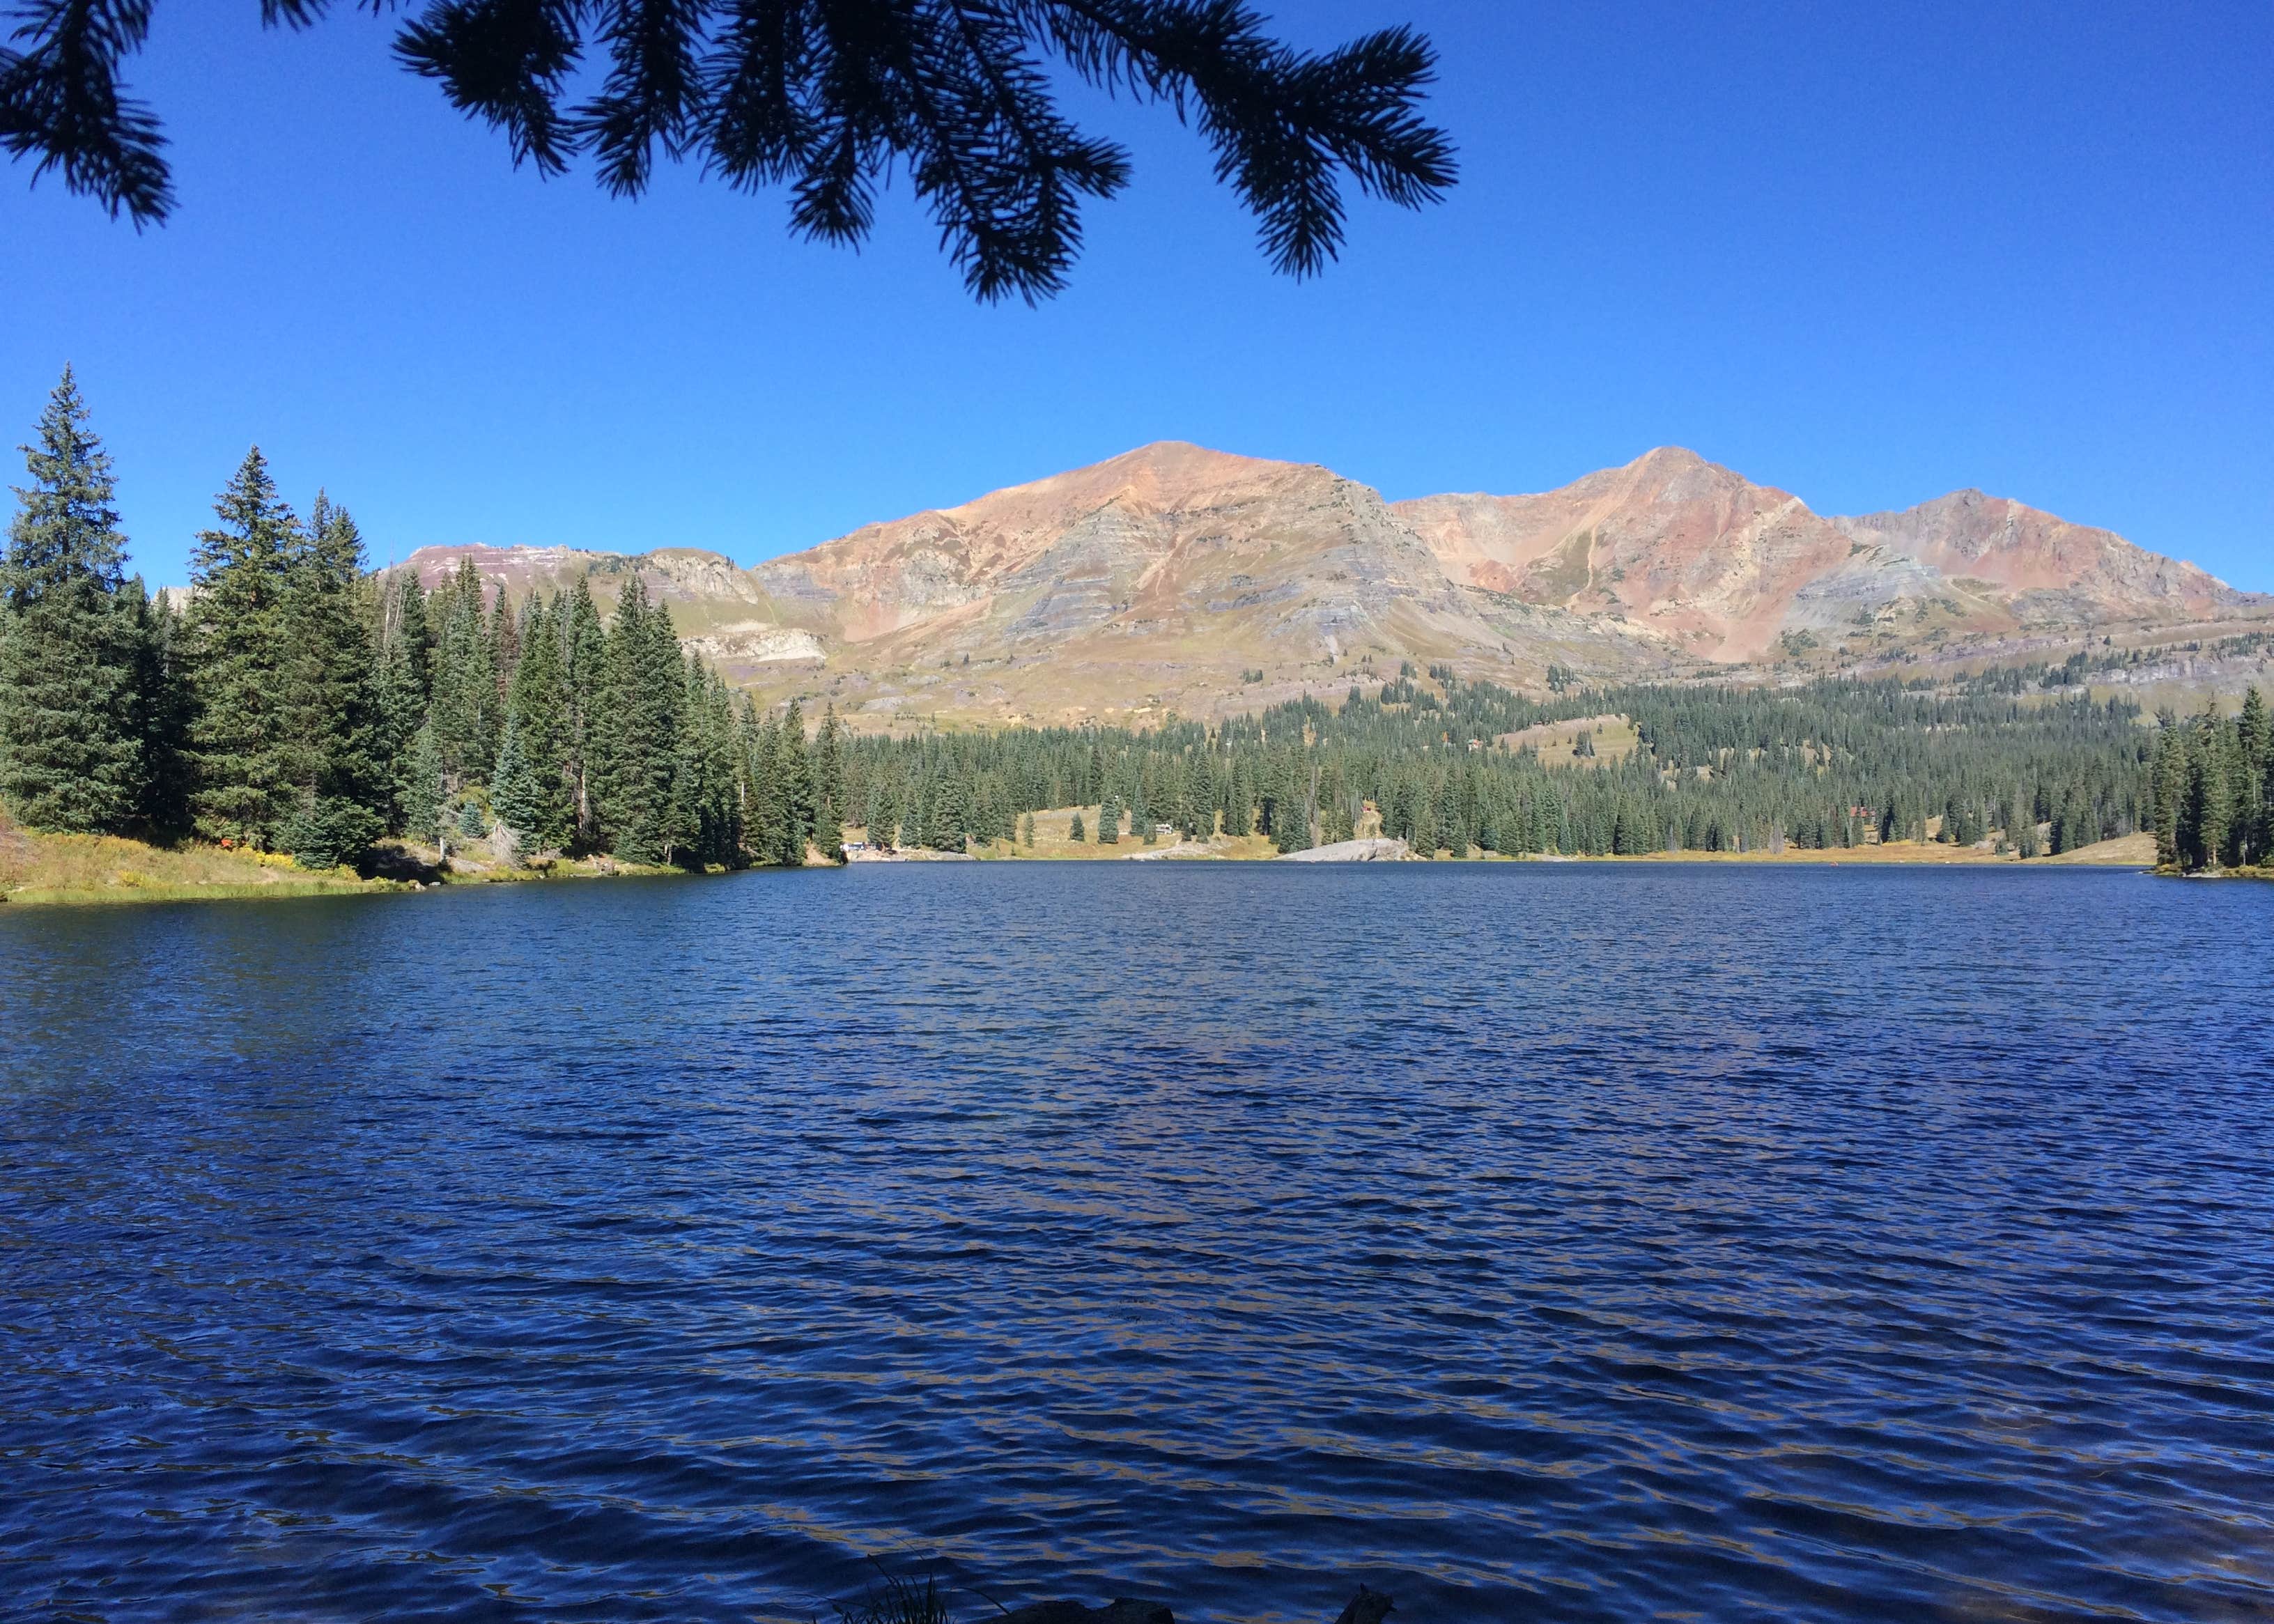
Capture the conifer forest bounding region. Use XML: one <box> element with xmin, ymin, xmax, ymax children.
<box><xmin>3</xmin><ymin>373</ymin><xmax>2268</xmax><ymax>878</ymax></box>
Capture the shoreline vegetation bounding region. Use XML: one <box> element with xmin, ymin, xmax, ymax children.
<box><xmin>0</xmin><ymin>813</ymin><xmax>2168</xmax><ymax>908</ymax></box>
<box><xmin>2</xmin><ymin>373</ymin><xmax>2268</xmax><ymax>905</ymax></box>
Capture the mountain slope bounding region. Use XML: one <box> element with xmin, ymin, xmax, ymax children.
<box><xmin>1395</xmin><ymin>448</ymin><xmax>1873</xmax><ymax>660</ymax></box>
<box><xmin>741</xmin><ymin>442</ymin><xmax>1677</xmax><ymax>721</ymax></box>
<box><xmin>1830</xmin><ymin>489</ymin><xmax>2246</xmax><ymax>622</ymax></box>
<box><xmin>399</xmin><ymin>442</ymin><xmax>2264</xmax><ymax>725</ymax></box>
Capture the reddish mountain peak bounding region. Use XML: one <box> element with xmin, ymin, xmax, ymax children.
<box><xmin>936</xmin><ymin>440</ymin><xmax>1315</xmax><ymax>528</ymax></box>
<box><xmin>1623</xmin><ymin>445</ymin><xmax>1712</xmax><ymax>474</ymax></box>
<box><xmin>1607</xmin><ymin>446</ymin><xmax>1809</xmax><ymax>511</ymax></box>
<box><xmin>1830</xmin><ymin>490</ymin><xmax>2245</xmax><ymax>609</ymax></box>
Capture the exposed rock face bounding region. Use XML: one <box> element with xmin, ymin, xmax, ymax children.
<box><xmin>1397</xmin><ymin>447</ymin><xmax>1857</xmax><ymax>658</ymax></box>
<box><xmin>1277</xmin><ymin>837</ymin><xmax>1416</xmax><ymax>863</ymax></box>
<box><xmin>388</xmin><ymin>442</ymin><xmax>2265</xmax><ymax>726</ymax></box>
<box><xmin>1830</xmin><ymin>489</ymin><xmax>2246</xmax><ymax>624</ymax></box>
<box><xmin>1392</xmin><ymin>447</ymin><xmax>2251</xmax><ymax>659</ymax></box>
<box><xmin>750</xmin><ymin>443</ymin><xmax>1656</xmax><ymax>697</ymax></box>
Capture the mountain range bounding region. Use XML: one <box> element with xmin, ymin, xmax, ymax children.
<box><xmin>401</xmin><ymin>443</ymin><xmax>2263</xmax><ymax>727</ymax></box>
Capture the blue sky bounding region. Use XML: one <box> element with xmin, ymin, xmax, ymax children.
<box><xmin>2</xmin><ymin>1</ymin><xmax>2268</xmax><ymax>590</ymax></box>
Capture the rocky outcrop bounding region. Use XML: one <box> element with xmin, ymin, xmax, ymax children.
<box><xmin>1398</xmin><ymin>447</ymin><xmax>1857</xmax><ymax>659</ymax></box>
<box><xmin>1830</xmin><ymin>489</ymin><xmax>2246</xmax><ymax>622</ymax></box>
<box><xmin>1277</xmin><ymin>837</ymin><xmax>1416</xmax><ymax>863</ymax></box>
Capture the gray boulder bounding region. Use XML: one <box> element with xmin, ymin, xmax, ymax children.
<box><xmin>1275</xmin><ymin>837</ymin><xmax>1414</xmax><ymax>863</ymax></box>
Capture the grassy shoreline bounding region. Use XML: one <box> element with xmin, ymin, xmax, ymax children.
<box><xmin>1</xmin><ymin>820</ymin><xmax>2164</xmax><ymax>908</ymax></box>
<box><xmin>0</xmin><ymin>821</ymin><xmax>702</xmax><ymax>908</ymax></box>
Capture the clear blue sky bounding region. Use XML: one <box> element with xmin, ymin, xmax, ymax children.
<box><xmin>3</xmin><ymin>1</ymin><xmax>2268</xmax><ymax>590</ymax></box>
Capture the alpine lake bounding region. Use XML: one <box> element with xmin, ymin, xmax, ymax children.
<box><xmin>3</xmin><ymin>863</ymin><xmax>2270</xmax><ymax>1623</ymax></box>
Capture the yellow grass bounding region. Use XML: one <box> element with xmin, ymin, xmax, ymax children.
<box><xmin>0</xmin><ymin>822</ymin><xmax>389</xmax><ymax>906</ymax></box>
<box><xmin>1498</xmin><ymin>714</ymin><xmax>1639</xmax><ymax>766</ymax></box>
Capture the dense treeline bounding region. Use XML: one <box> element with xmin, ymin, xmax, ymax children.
<box><xmin>0</xmin><ymin>373</ymin><xmax>844</xmax><ymax>870</ymax></box>
<box><xmin>2150</xmin><ymin>692</ymin><xmax>2272</xmax><ymax>872</ymax></box>
<box><xmin>839</xmin><ymin>667</ymin><xmax>2157</xmax><ymax>859</ymax></box>
<box><xmin>0</xmin><ymin>371</ymin><xmax>2225</xmax><ymax>876</ymax></box>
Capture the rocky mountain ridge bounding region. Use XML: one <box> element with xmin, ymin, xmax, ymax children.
<box><xmin>400</xmin><ymin>442</ymin><xmax>2263</xmax><ymax>725</ymax></box>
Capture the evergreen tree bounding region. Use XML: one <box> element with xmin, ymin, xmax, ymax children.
<box><xmin>499</xmin><ymin>594</ymin><xmax>575</xmax><ymax>850</ymax></box>
<box><xmin>489</xmin><ymin>709</ymin><xmax>541</xmax><ymax>855</ymax></box>
<box><xmin>276</xmin><ymin>495</ymin><xmax>385</xmax><ymax>867</ymax></box>
<box><xmin>183</xmin><ymin>448</ymin><xmax>301</xmax><ymax>846</ymax></box>
<box><xmin>2151</xmin><ymin>712</ymin><xmax>2184</xmax><ymax>867</ymax></box>
<box><xmin>814</xmin><ymin>702</ymin><xmax>849</xmax><ymax>819</ymax></box>
<box><xmin>808</xmin><ymin>702</ymin><xmax>848</xmax><ymax>861</ymax></box>
<box><xmin>1097</xmin><ymin>794</ymin><xmax>1120</xmax><ymax>844</ymax></box>
<box><xmin>668</xmin><ymin>660</ymin><xmax>744</xmax><ymax>867</ymax></box>
<box><xmin>0</xmin><ymin>369</ymin><xmax>150</xmax><ymax>832</ymax></box>
<box><xmin>2236</xmin><ymin>686</ymin><xmax>2268</xmax><ymax>867</ymax></box>
<box><xmin>428</xmin><ymin>557</ymin><xmax>498</xmax><ymax>787</ymax></box>
<box><xmin>925</xmin><ymin>766</ymin><xmax>968</xmax><ymax>851</ymax></box>
<box><xmin>403</xmin><ymin>719</ymin><xmax>444</xmax><ymax>844</ymax></box>
<box><xmin>2004</xmin><ymin>788</ymin><xmax>2037</xmax><ymax>858</ymax></box>
<box><xmin>743</xmin><ymin>703</ymin><xmax>785</xmax><ymax>858</ymax></box>
<box><xmin>373</xmin><ymin>571</ymin><xmax>432</xmax><ymax>833</ymax></box>
<box><xmin>489</xmin><ymin>585</ymin><xmax>521</xmax><ymax>702</ymax></box>
<box><xmin>1223</xmin><ymin>757</ymin><xmax>1253</xmax><ymax>836</ymax></box>
<box><xmin>1274</xmin><ymin>759</ymin><xmax>1315</xmax><ymax>853</ymax></box>
<box><xmin>1069</xmin><ymin>809</ymin><xmax>1085</xmax><ymax>842</ymax></box>
<box><xmin>773</xmin><ymin>697</ymin><xmax>817</xmax><ymax>863</ymax></box>
<box><xmin>129</xmin><ymin>580</ymin><xmax>192</xmax><ymax>832</ymax></box>
<box><xmin>591</xmin><ymin>576</ymin><xmax>682</xmax><ymax>863</ymax></box>
<box><xmin>2178</xmin><ymin>711</ymin><xmax>2232</xmax><ymax>872</ymax></box>
<box><xmin>562</xmin><ymin>575</ymin><xmax>607</xmax><ymax>846</ymax></box>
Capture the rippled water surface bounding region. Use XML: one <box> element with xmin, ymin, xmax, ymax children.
<box><xmin>3</xmin><ymin>864</ymin><xmax>2273</xmax><ymax>1623</ymax></box>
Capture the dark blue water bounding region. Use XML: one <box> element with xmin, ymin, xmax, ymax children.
<box><xmin>3</xmin><ymin>865</ymin><xmax>2271</xmax><ymax>1623</ymax></box>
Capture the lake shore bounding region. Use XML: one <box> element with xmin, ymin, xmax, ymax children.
<box><xmin>4</xmin><ymin>820</ymin><xmax>2164</xmax><ymax>906</ymax></box>
<box><xmin>946</xmin><ymin>818</ymin><xmax>2160</xmax><ymax>869</ymax></box>
<box><xmin>0</xmin><ymin>820</ymin><xmax>704</xmax><ymax>908</ymax></box>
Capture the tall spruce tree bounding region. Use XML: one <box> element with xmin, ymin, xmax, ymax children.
<box><xmin>2236</xmin><ymin>686</ymin><xmax>2268</xmax><ymax>867</ymax></box>
<box><xmin>772</xmin><ymin>697</ymin><xmax>817</xmax><ymax>864</ymax></box>
<box><xmin>741</xmin><ymin>699</ymin><xmax>782</xmax><ymax>859</ymax></box>
<box><xmin>490</xmin><ymin>585</ymin><xmax>521</xmax><ymax>703</ymax></box>
<box><xmin>2151</xmin><ymin>711</ymin><xmax>2184</xmax><ymax>867</ymax></box>
<box><xmin>591</xmin><ymin>575</ymin><xmax>681</xmax><ymax>862</ymax></box>
<box><xmin>373</xmin><ymin>570</ymin><xmax>432</xmax><ymax>833</ymax></box>
<box><xmin>490</xmin><ymin>709</ymin><xmax>542</xmax><ymax>855</ymax></box>
<box><xmin>402</xmin><ymin>718</ymin><xmax>444</xmax><ymax>844</ymax></box>
<box><xmin>561</xmin><ymin>575</ymin><xmax>607</xmax><ymax>846</ymax></box>
<box><xmin>184</xmin><ymin>448</ymin><xmax>301</xmax><ymax>846</ymax></box>
<box><xmin>811</xmin><ymin>702</ymin><xmax>848</xmax><ymax>855</ymax></box>
<box><xmin>497</xmin><ymin>594</ymin><xmax>574</xmax><ymax>851</ymax></box>
<box><xmin>428</xmin><ymin>557</ymin><xmax>498</xmax><ymax>787</ymax></box>
<box><xmin>925</xmin><ymin>764</ymin><xmax>968</xmax><ymax>852</ymax></box>
<box><xmin>129</xmin><ymin>579</ymin><xmax>192</xmax><ymax>832</ymax></box>
<box><xmin>277</xmin><ymin>495</ymin><xmax>385</xmax><ymax>867</ymax></box>
<box><xmin>0</xmin><ymin>369</ymin><xmax>150</xmax><ymax>832</ymax></box>
<box><xmin>688</xmin><ymin>664</ymin><xmax>746</xmax><ymax>866</ymax></box>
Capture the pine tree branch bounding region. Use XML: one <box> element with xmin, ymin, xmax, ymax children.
<box><xmin>1</xmin><ymin>0</ymin><xmax>1455</xmax><ymax>293</ymax></box>
<box><xmin>0</xmin><ymin>0</ymin><xmax>172</xmax><ymax>224</ymax></box>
